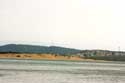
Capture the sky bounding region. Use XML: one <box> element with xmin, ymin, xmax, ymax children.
<box><xmin>0</xmin><ymin>0</ymin><xmax>125</xmax><ymax>51</ymax></box>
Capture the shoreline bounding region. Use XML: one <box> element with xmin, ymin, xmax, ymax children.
<box><xmin>0</xmin><ymin>53</ymin><xmax>113</xmax><ymax>63</ymax></box>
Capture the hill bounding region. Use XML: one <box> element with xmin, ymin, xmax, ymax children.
<box><xmin>0</xmin><ymin>44</ymin><xmax>125</xmax><ymax>61</ymax></box>
<box><xmin>0</xmin><ymin>44</ymin><xmax>81</xmax><ymax>55</ymax></box>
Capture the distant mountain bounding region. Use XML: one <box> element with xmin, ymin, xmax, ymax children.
<box><xmin>0</xmin><ymin>44</ymin><xmax>81</xmax><ymax>55</ymax></box>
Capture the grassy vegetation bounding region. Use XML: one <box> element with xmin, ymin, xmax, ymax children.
<box><xmin>84</xmin><ymin>55</ymin><xmax>125</xmax><ymax>61</ymax></box>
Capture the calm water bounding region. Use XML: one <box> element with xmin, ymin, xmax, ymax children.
<box><xmin>0</xmin><ymin>59</ymin><xmax>125</xmax><ymax>83</ymax></box>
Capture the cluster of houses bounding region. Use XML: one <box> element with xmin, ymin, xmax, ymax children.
<box><xmin>76</xmin><ymin>50</ymin><xmax>125</xmax><ymax>58</ymax></box>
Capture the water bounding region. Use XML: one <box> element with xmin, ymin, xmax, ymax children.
<box><xmin>0</xmin><ymin>59</ymin><xmax>125</xmax><ymax>83</ymax></box>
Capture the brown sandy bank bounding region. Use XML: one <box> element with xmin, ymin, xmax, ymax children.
<box><xmin>0</xmin><ymin>53</ymin><xmax>110</xmax><ymax>62</ymax></box>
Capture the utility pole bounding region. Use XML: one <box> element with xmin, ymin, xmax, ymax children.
<box><xmin>118</xmin><ymin>46</ymin><xmax>121</xmax><ymax>56</ymax></box>
<box><xmin>118</xmin><ymin>46</ymin><xmax>120</xmax><ymax>51</ymax></box>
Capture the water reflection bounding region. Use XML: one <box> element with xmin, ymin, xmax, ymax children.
<box><xmin>0</xmin><ymin>59</ymin><xmax>125</xmax><ymax>83</ymax></box>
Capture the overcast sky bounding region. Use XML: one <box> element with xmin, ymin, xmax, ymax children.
<box><xmin>0</xmin><ymin>0</ymin><xmax>125</xmax><ymax>51</ymax></box>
